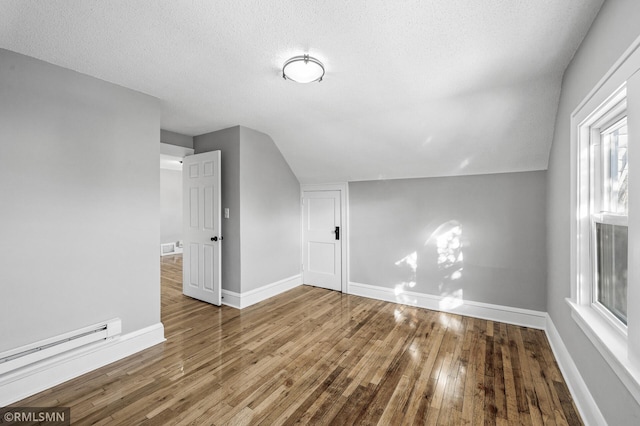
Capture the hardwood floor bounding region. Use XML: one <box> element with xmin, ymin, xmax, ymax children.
<box><xmin>15</xmin><ymin>255</ymin><xmax>582</xmax><ymax>425</ymax></box>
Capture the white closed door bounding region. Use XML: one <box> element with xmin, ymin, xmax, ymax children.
<box><xmin>303</xmin><ymin>190</ymin><xmax>342</xmax><ymax>291</ymax></box>
<box><xmin>182</xmin><ymin>151</ymin><xmax>221</xmax><ymax>306</ymax></box>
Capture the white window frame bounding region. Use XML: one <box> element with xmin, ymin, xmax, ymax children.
<box><xmin>587</xmin><ymin>104</ymin><xmax>628</xmax><ymax>336</ymax></box>
<box><xmin>569</xmin><ymin>36</ymin><xmax>640</xmax><ymax>405</ymax></box>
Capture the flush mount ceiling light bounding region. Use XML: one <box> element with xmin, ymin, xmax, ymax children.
<box><xmin>282</xmin><ymin>54</ymin><xmax>325</xmax><ymax>83</ymax></box>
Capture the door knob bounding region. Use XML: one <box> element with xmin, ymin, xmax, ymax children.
<box><xmin>211</xmin><ymin>236</ymin><xmax>218</xmax><ymax>242</ymax></box>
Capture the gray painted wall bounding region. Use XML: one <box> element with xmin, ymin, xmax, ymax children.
<box><xmin>194</xmin><ymin>126</ymin><xmax>301</xmax><ymax>294</ymax></box>
<box><xmin>161</xmin><ymin>129</ymin><xmax>193</xmax><ymax>149</ymax></box>
<box><xmin>349</xmin><ymin>171</ymin><xmax>546</xmax><ymax>311</ymax></box>
<box><xmin>160</xmin><ymin>168</ymin><xmax>182</xmax><ymax>246</ymax></box>
<box><xmin>239</xmin><ymin>127</ymin><xmax>301</xmax><ymax>292</ymax></box>
<box><xmin>0</xmin><ymin>49</ymin><xmax>161</xmax><ymax>352</ymax></box>
<box><xmin>547</xmin><ymin>0</ymin><xmax>640</xmax><ymax>423</ymax></box>
<box><xmin>194</xmin><ymin>126</ymin><xmax>242</xmax><ymax>293</ymax></box>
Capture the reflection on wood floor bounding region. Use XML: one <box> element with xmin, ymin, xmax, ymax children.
<box><xmin>15</xmin><ymin>254</ymin><xmax>582</xmax><ymax>425</ymax></box>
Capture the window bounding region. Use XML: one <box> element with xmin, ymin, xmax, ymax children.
<box><xmin>570</xmin><ymin>66</ymin><xmax>640</xmax><ymax>402</ymax></box>
<box><xmin>591</xmin><ymin>117</ymin><xmax>628</xmax><ymax>328</ymax></box>
<box><xmin>574</xmin><ymin>87</ymin><xmax>630</xmax><ymax>337</ymax></box>
<box><xmin>569</xmin><ymin>35</ymin><xmax>640</xmax><ymax>405</ymax></box>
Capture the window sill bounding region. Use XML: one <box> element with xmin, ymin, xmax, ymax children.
<box><xmin>566</xmin><ymin>298</ymin><xmax>640</xmax><ymax>404</ymax></box>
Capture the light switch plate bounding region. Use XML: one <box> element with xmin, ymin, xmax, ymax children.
<box><xmin>224</xmin><ymin>208</ymin><xmax>229</xmax><ymax>219</ymax></box>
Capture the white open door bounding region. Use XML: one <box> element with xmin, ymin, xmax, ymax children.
<box><xmin>303</xmin><ymin>190</ymin><xmax>342</xmax><ymax>291</ymax></box>
<box><xmin>182</xmin><ymin>151</ymin><xmax>222</xmax><ymax>306</ymax></box>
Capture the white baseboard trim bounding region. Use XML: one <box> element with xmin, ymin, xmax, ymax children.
<box><xmin>222</xmin><ymin>274</ymin><xmax>302</xmax><ymax>309</ymax></box>
<box><xmin>0</xmin><ymin>322</ymin><xmax>165</xmax><ymax>406</ymax></box>
<box><xmin>348</xmin><ymin>282</ymin><xmax>546</xmax><ymax>329</ymax></box>
<box><xmin>545</xmin><ymin>315</ymin><xmax>606</xmax><ymax>426</ymax></box>
<box><xmin>221</xmin><ymin>289</ymin><xmax>242</xmax><ymax>309</ymax></box>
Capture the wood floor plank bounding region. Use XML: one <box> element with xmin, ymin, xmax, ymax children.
<box><xmin>11</xmin><ymin>254</ymin><xmax>583</xmax><ymax>425</ymax></box>
<box><xmin>472</xmin><ymin>320</ymin><xmax>487</xmax><ymax>425</ymax></box>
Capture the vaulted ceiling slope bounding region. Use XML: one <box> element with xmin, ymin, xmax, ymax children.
<box><xmin>1</xmin><ymin>1</ymin><xmax>603</xmax><ymax>183</ymax></box>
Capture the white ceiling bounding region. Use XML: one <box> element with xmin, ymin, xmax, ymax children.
<box><xmin>1</xmin><ymin>0</ymin><xmax>603</xmax><ymax>183</ymax></box>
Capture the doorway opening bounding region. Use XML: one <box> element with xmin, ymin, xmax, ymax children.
<box><xmin>160</xmin><ymin>143</ymin><xmax>193</xmax><ymax>256</ymax></box>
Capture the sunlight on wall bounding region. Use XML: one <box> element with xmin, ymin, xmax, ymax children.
<box><xmin>435</xmin><ymin>223</ymin><xmax>463</xmax><ymax>269</ymax></box>
<box><xmin>394</xmin><ymin>251</ymin><xmax>420</xmax><ymax>305</ymax></box>
<box><xmin>459</xmin><ymin>158</ymin><xmax>471</xmax><ymax>169</ymax></box>
<box><xmin>395</xmin><ymin>251</ymin><xmax>417</xmax><ymax>289</ymax></box>
<box><xmin>432</xmin><ymin>221</ymin><xmax>465</xmax><ymax>310</ymax></box>
<box><xmin>392</xmin><ymin>220</ymin><xmax>466</xmax><ymax>310</ymax></box>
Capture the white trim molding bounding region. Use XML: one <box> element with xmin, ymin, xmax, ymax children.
<box><xmin>348</xmin><ymin>281</ymin><xmax>546</xmax><ymax>329</ymax></box>
<box><xmin>0</xmin><ymin>323</ymin><xmax>165</xmax><ymax>406</ymax></box>
<box><xmin>160</xmin><ymin>142</ymin><xmax>194</xmax><ymax>158</ymax></box>
<box><xmin>567</xmin><ymin>299</ymin><xmax>640</xmax><ymax>406</ymax></box>
<box><xmin>546</xmin><ymin>314</ymin><xmax>607</xmax><ymax>426</ymax></box>
<box><xmin>222</xmin><ymin>274</ymin><xmax>302</xmax><ymax>309</ymax></box>
<box><xmin>221</xmin><ymin>289</ymin><xmax>241</xmax><ymax>309</ymax></box>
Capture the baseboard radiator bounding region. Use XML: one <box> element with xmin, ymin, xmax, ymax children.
<box><xmin>0</xmin><ymin>318</ymin><xmax>122</xmax><ymax>375</ymax></box>
<box><xmin>160</xmin><ymin>242</ymin><xmax>183</xmax><ymax>256</ymax></box>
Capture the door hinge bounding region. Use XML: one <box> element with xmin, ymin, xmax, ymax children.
<box><xmin>302</xmin><ymin>264</ymin><xmax>304</xmax><ymax>272</ymax></box>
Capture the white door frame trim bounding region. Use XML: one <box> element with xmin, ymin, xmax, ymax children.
<box><xmin>301</xmin><ymin>183</ymin><xmax>349</xmax><ymax>294</ymax></box>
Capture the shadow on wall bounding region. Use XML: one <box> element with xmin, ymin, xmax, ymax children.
<box><xmin>394</xmin><ymin>220</ymin><xmax>465</xmax><ymax>310</ymax></box>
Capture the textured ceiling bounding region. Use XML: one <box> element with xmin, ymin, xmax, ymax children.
<box><xmin>0</xmin><ymin>0</ymin><xmax>603</xmax><ymax>183</ymax></box>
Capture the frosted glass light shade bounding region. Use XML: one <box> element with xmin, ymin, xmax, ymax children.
<box><xmin>282</xmin><ymin>55</ymin><xmax>325</xmax><ymax>83</ymax></box>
